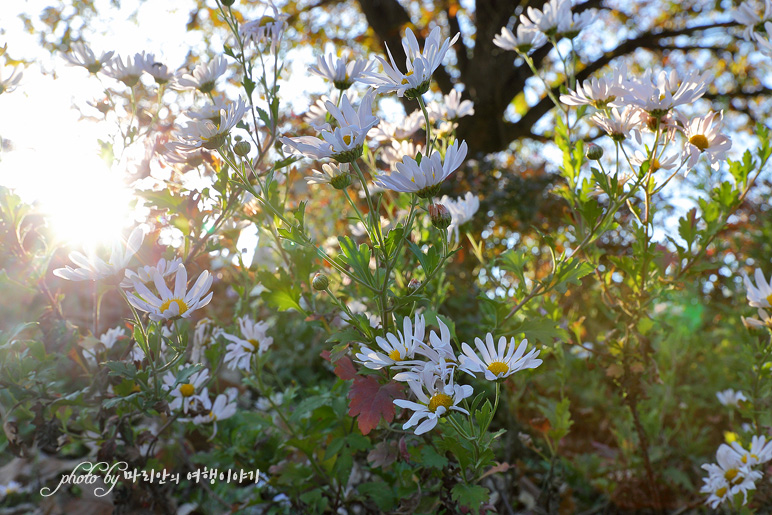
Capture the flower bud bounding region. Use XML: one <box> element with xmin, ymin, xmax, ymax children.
<box><xmin>234</xmin><ymin>140</ymin><xmax>251</xmax><ymax>157</ymax></box>
<box><xmin>408</xmin><ymin>278</ymin><xmax>421</xmax><ymax>292</ymax></box>
<box><xmin>312</xmin><ymin>273</ymin><xmax>329</xmax><ymax>291</ymax></box>
<box><xmin>428</xmin><ymin>203</ymin><xmax>452</xmax><ymax>230</ymax></box>
<box><xmin>221</xmin><ymin>0</ymin><xmax>236</xmax><ymax>5</ymax></box>
<box><xmin>586</xmin><ymin>143</ymin><xmax>603</xmax><ymax>161</ymax></box>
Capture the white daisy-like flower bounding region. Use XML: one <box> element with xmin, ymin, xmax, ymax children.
<box><xmin>162</xmin><ymin>367</ymin><xmax>210</xmax><ymax>414</ymax></box>
<box><xmin>187</xmin><ymin>97</ymin><xmax>231</xmax><ymax>123</ymax></box>
<box><xmin>681</xmin><ymin>111</ymin><xmax>731</xmax><ymax>171</ymax></box>
<box><xmin>306</xmin><ymin>162</ymin><xmax>352</xmax><ymax>189</ymax></box>
<box><xmin>744</xmin><ymin>268</ymin><xmax>772</xmax><ymax>308</ymax></box>
<box><xmin>375</xmin><ymin>139</ymin><xmax>468</xmax><ymax>198</ymax></box>
<box><xmin>716</xmin><ymin>388</ymin><xmax>748</xmax><ymax>408</ymax></box>
<box><xmin>0</xmin><ymin>66</ymin><xmax>22</xmax><ymax>95</ymax></box>
<box><xmin>371</xmin><ymin>110</ymin><xmax>424</xmax><ymax>143</ymax></box>
<box><xmin>440</xmin><ymin>191</ymin><xmax>480</xmax><ymax>244</ymax></box>
<box><xmin>281</xmin><ymin>89</ymin><xmax>379</xmax><ymax>163</ymax></box>
<box><xmin>619</xmin><ymin>69</ymin><xmax>710</xmax><ymax>117</ymax></box>
<box><xmin>735</xmin><ymin>1</ymin><xmax>772</xmax><ymax>41</ymax></box>
<box><xmin>192</xmin><ymin>387</ymin><xmax>238</xmax><ymax>438</ymax></box>
<box><xmin>459</xmin><ymin>334</ymin><xmax>542</xmax><ymax>381</ymax></box>
<box><xmin>0</xmin><ymin>480</ymin><xmax>23</xmax><ymax>499</ymax></box>
<box><xmin>427</xmin><ymin>89</ymin><xmax>475</xmax><ymax>122</ymax></box>
<box><xmin>176</xmin><ymin>56</ymin><xmax>228</xmax><ymax>94</ymax></box>
<box><xmin>355</xmin><ymin>314</ymin><xmax>425</xmax><ymax>370</ymax></box>
<box><xmin>142</xmin><ymin>53</ymin><xmax>176</xmax><ymax>85</ymax></box>
<box><xmin>591</xmin><ymin>106</ymin><xmax>642</xmax><ymax>141</ymax></box>
<box><xmin>493</xmin><ymin>25</ymin><xmax>547</xmax><ymax>54</ymax></box>
<box><xmin>81</xmin><ymin>325</ymin><xmax>126</xmax><ymax>364</ymax></box>
<box><xmin>729</xmin><ymin>435</ymin><xmax>772</xmax><ymax>466</ymax></box>
<box><xmin>628</xmin><ymin>150</ymin><xmax>680</xmax><ymax>173</ymax></box>
<box><xmin>743</xmin><ymin>308</ymin><xmax>772</xmax><ymax>330</ymax></box>
<box><xmin>393</xmin><ymin>365</ymin><xmax>473</xmax><ymax>435</ymax></box>
<box><xmin>53</xmin><ymin>226</ymin><xmax>145</xmax><ymax>281</ymax></box>
<box><xmin>222</xmin><ymin>316</ymin><xmax>273</xmax><ymax>371</ymax></box>
<box><xmin>121</xmin><ymin>257</ymin><xmax>183</xmax><ymax>289</ymax></box>
<box><xmin>380</xmin><ymin>140</ymin><xmax>423</xmax><ymax>172</ymax></box>
<box><xmin>304</xmin><ymin>92</ymin><xmax>341</xmax><ymax>130</ymax></box>
<box><xmin>360</xmin><ymin>26</ymin><xmax>459</xmax><ymax>98</ymax></box>
<box><xmin>559</xmin><ymin>9</ymin><xmax>596</xmax><ymax>39</ymax></box>
<box><xmin>753</xmin><ymin>21</ymin><xmax>772</xmax><ymax>54</ymax></box>
<box><xmin>241</xmin><ymin>2</ymin><xmax>288</xmax><ymax>54</ymax></box>
<box><xmin>560</xmin><ymin>65</ymin><xmax>627</xmax><ymax>109</ymax></box>
<box><xmin>308</xmin><ymin>52</ymin><xmax>374</xmax><ymax>90</ymax></box>
<box><xmin>126</xmin><ymin>264</ymin><xmax>214</xmax><ymax>322</ymax></box>
<box><xmin>701</xmin><ymin>443</ymin><xmax>762</xmax><ymax>508</ymax></box>
<box><xmin>519</xmin><ymin>0</ymin><xmax>572</xmax><ymax>38</ymax></box>
<box><xmin>166</xmin><ymin>98</ymin><xmax>248</xmax><ymax>153</ymax></box>
<box><xmin>103</xmin><ymin>53</ymin><xmax>146</xmax><ymax>87</ymax></box>
<box><xmin>191</xmin><ymin>318</ymin><xmax>215</xmax><ymax>363</ymax></box>
<box><xmin>411</xmin><ymin>318</ymin><xmax>457</xmax><ymax>366</ymax></box>
<box><xmin>61</xmin><ymin>42</ymin><xmax>114</xmax><ymax>74</ymax></box>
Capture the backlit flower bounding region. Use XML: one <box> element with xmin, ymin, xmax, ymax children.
<box><xmin>166</xmin><ymin>98</ymin><xmax>248</xmax><ymax>153</ymax></box>
<box><xmin>163</xmin><ymin>367</ymin><xmax>210</xmax><ymax>414</ymax></box>
<box><xmin>309</xmin><ymin>52</ymin><xmax>374</xmax><ymax>90</ymax></box>
<box><xmin>459</xmin><ymin>334</ymin><xmax>542</xmax><ymax>381</ymax></box>
<box><xmin>360</xmin><ymin>27</ymin><xmax>459</xmax><ymax>98</ymax></box>
<box><xmin>380</xmin><ymin>140</ymin><xmax>423</xmax><ymax>172</ymax></box>
<box><xmin>440</xmin><ymin>191</ymin><xmax>480</xmax><ymax>244</ymax></box>
<box><xmin>142</xmin><ymin>53</ymin><xmax>176</xmax><ymax>85</ymax></box>
<box><xmin>53</xmin><ymin>226</ymin><xmax>145</xmax><ymax>281</ymax></box>
<box><xmin>176</xmin><ymin>56</ymin><xmax>228</xmax><ymax>93</ymax></box>
<box><xmin>0</xmin><ymin>66</ymin><xmax>22</xmax><ymax>95</ymax></box>
<box><xmin>493</xmin><ymin>25</ymin><xmax>546</xmax><ymax>54</ymax></box>
<box><xmin>374</xmin><ymin>139</ymin><xmax>468</xmax><ymax>198</ymax></box>
<box><xmin>241</xmin><ymin>2</ymin><xmax>288</xmax><ymax>54</ymax></box>
<box><xmin>307</xmin><ymin>162</ymin><xmax>352</xmax><ymax>189</ymax></box>
<box><xmin>519</xmin><ymin>0</ymin><xmax>572</xmax><ymax>38</ymax></box>
<box><xmin>372</xmin><ymin>110</ymin><xmax>424</xmax><ymax>143</ymax></box>
<box><xmin>222</xmin><ymin>316</ymin><xmax>273</xmax><ymax>371</ymax></box>
<box><xmin>122</xmin><ymin>257</ymin><xmax>183</xmax><ymax>289</ymax></box>
<box><xmin>735</xmin><ymin>0</ymin><xmax>772</xmax><ymax>41</ymax></box>
<box><xmin>427</xmin><ymin>89</ymin><xmax>475</xmax><ymax>121</ymax></box>
<box><xmin>744</xmin><ymin>268</ymin><xmax>772</xmax><ymax>308</ymax></box>
<box><xmin>355</xmin><ymin>314</ymin><xmax>425</xmax><ymax>370</ymax></box>
<box><xmin>591</xmin><ymin>106</ymin><xmax>642</xmax><ymax>141</ymax></box>
<box><xmin>126</xmin><ymin>264</ymin><xmax>214</xmax><ymax>321</ymax></box>
<box><xmin>62</xmin><ymin>42</ymin><xmax>114</xmax><ymax>74</ymax></box>
<box><xmin>681</xmin><ymin>111</ymin><xmax>731</xmax><ymax>171</ymax></box>
<box><xmin>619</xmin><ymin>69</ymin><xmax>709</xmax><ymax>117</ymax></box>
<box><xmin>560</xmin><ymin>65</ymin><xmax>626</xmax><ymax>109</ymax></box>
<box><xmin>103</xmin><ymin>53</ymin><xmax>146</xmax><ymax>87</ymax></box>
<box><xmin>281</xmin><ymin>90</ymin><xmax>378</xmax><ymax>163</ymax></box>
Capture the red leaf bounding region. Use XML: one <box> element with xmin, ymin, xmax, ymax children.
<box><xmin>347</xmin><ymin>376</ymin><xmax>404</xmax><ymax>435</ymax></box>
<box><xmin>321</xmin><ymin>350</ymin><xmax>357</xmax><ymax>380</ymax></box>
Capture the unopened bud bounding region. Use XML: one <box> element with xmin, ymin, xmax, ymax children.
<box><xmin>221</xmin><ymin>0</ymin><xmax>236</xmax><ymax>6</ymax></box>
<box><xmin>586</xmin><ymin>143</ymin><xmax>603</xmax><ymax>161</ymax></box>
<box><xmin>234</xmin><ymin>140</ymin><xmax>251</xmax><ymax>156</ymax></box>
<box><xmin>328</xmin><ymin>163</ymin><xmax>352</xmax><ymax>190</ymax></box>
<box><xmin>312</xmin><ymin>273</ymin><xmax>329</xmax><ymax>291</ymax></box>
<box><xmin>428</xmin><ymin>203</ymin><xmax>452</xmax><ymax>230</ymax></box>
<box><xmin>408</xmin><ymin>278</ymin><xmax>421</xmax><ymax>292</ymax></box>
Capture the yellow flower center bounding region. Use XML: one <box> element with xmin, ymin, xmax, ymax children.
<box><xmin>651</xmin><ymin>157</ymin><xmax>660</xmax><ymax>172</ymax></box>
<box><xmin>766</xmin><ymin>293</ymin><xmax>772</xmax><ymax>306</ymax></box>
<box><xmin>247</xmin><ymin>338</ymin><xmax>261</xmax><ymax>352</ymax></box>
<box><xmin>689</xmin><ymin>134</ymin><xmax>710</xmax><ymax>151</ymax></box>
<box><xmin>209</xmin><ymin>411</ymin><xmax>217</xmax><ymax>421</ymax></box>
<box><xmin>388</xmin><ymin>349</ymin><xmax>402</xmax><ymax>361</ymax></box>
<box><xmin>724</xmin><ymin>468</ymin><xmax>741</xmax><ymax>485</ymax></box>
<box><xmin>343</xmin><ymin>134</ymin><xmax>352</xmax><ymax>145</ymax></box>
<box><xmin>401</xmin><ymin>70</ymin><xmax>414</xmax><ymax>85</ymax></box>
<box><xmin>716</xmin><ymin>486</ymin><xmax>727</xmax><ymax>497</ymax></box>
<box><xmin>159</xmin><ymin>298</ymin><xmax>189</xmax><ymax>316</ymax></box>
<box><xmin>428</xmin><ymin>393</ymin><xmax>453</xmax><ymax>413</ymax></box>
<box><xmin>259</xmin><ymin>16</ymin><xmax>276</xmax><ymax>27</ymax></box>
<box><xmin>487</xmin><ymin>361</ymin><xmax>510</xmax><ymax>376</ymax></box>
<box><xmin>179</xmin><ymin>383</ymin><xmax>195</xmax><ymax>397</ymax></box>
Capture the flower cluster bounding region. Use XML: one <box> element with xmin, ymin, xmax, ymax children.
<box><xmin>701</xmin><ymin>437</ymin><xmax>772</xmax><ymax>508</ymax></box>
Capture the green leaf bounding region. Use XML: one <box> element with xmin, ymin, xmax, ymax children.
<box><xmin>257</xmin><ymin>270</ymin><xmax>304</xmax><ymax>313</ymax></box>
<box><xmin>407</xmin><ymin>241</ymin><xmax>440</xmax><ymax>275</ymax></box>
<box><xmin>498</xmin><ymin>249</ymin><xmax>528</xmax><ymax>284</ymax></box>
<box><xmin>451</xmin><ymin>483</ymin><xmax>489</xmax><ymax>510</ymax></box>
<box><xmin>336</xmin><ymin>236</ymin><xmax>374</xmax><ymax>286</ymax></box>
<box><xmin>105</xmin><ymin>361</ymin><xmax>137</xmax><ymax>380</ymax></box>
<box><xmin>549</xmin><ymin>258</ymin><xmax>595</xmax><ymax>294</ymax></box>
<box><xmin>358</xmin><ymin>482</ymin><xmax>395</xmax><ymax>511</ymax></box>
<box><xmin>419</xmin><ymin>446</ymin><xmax>449</xmax><ymax>469</ymax></box>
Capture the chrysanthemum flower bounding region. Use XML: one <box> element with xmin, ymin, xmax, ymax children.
<box><xmin>681</xmin><ymin>111</ymin><xmax>731</xmax><ymax>171</ymax></box>
<box><xmin>701</xmin><ymin>443</ymin><xmax>762</xmax><ymax>508</ymax></box>
<box><xmin>629</xmin><ymin>150</ymin><xmax>680</xmax><ymax>173</ymax></box>
<box><xmin>360</xmin><ymin>27</ymin><xmax>459</xmax><ymax>98</ymax></box>
<box><xmin>742</xmin><ymin>308</ymin><xmax>772</xmax><ymax>330</ymax></box>
<box><xmin>591</xmin><ymin>106</ymin><xmax>642</xmax><ymax>141</ymax></box>
<box><xmin>126</xmin><ymin>264</ymin><xmax>213</xmax><ymax>322</ymax></box>
<box><xmin>304</xmin><ymin>92</ymin><xmax>341</xmax><ymax>130</ymax></box>
<box><xmin>176</xmin><ymin>56</ymin><xmax>228</xmax><ymax>94</ymax></box>
<box><xmin>729</xmin><ymin>435</ymin><xmax>772</xmax><ymax>466</ymax></box>
<box><xmin>519</xmin><ymin>0</ymin><xmax>572</xmax><ymax>38</ymax></box>
<box><xmin>166</xmin><ymin>98</ymin><xmax>248</xmax><ymax>153</ymax></box>
<box><xmin>61</xmin><ymin>42</ymin><xmax>114</xmax><ymax>74</ymax></box>
<box><xmin>308</xmin><ymin>52</ymin><xmax>374</xmax><ymax>90</ymax></box>
<box><xmin>744</xmin><ymin>268</ymin><xmax>772</xmax><ymax>308</ymax></box>
<box><xmin>191</xmin><ymin>387</ymin><xmax>238</xmax><ymax>438</ymax></box>
<box><xmin>103</xmin><ymin>53</ymin><xmax>146</xmax><ymax>87</ymax></box>
<box><xmin>735</xmin><ymin>1</ymin><xmax>772</xmax><ymax>41</ymax></box>
<box><xmin>222</xmin><ymin>316</ymin><xmax>273</xmax><ymax>371</ymax></box>
<box><xmin>493</xmin><ymin>25</ymin><xmax>547</xmax><ymax>54</ymax></box>
<box><xmin>716</xmin><ymin>388</ymin><xmax>747</xmax><ymax>408</ymax></box>
<box><xmin>142</xmin><ymin>53</ymin><xmax>176</xmax><ymax>85</ymax></box>
<box><xmin>81</xmin><ymin>325</ymin><xmax>126</xmax><ymax>364</ymax></box>
<box><xmin>619</xmin><ymin>69</ymin><xmax>709</xmax><ymax>117</ymax></box>
<box><xmin>380</xmin><ymin>140</ymin><xmax>423</xmax><ymax>172</ymax></box>
<box><xmin>241</xmin><ymin>2</ymin><xmax>288</xmax><ymax>54</ymax></box>
<box><xmin>53</xmin><ymin>226</ymin><xmax>145</xmax><ymax>281</ymax></box>
<box><xmin>122</xmin><ymin>257</ymin><xmax>183</xmax><ymax>289</ymax></box>
<box><xmin>439</xmin><ymin>191</ymin><xmax>480</xmax><ymax>244</ymax></box>
<box><xmin>427</xmin><ymin>89</ymin><xmax>475</xmax><ymax>122</ymax></box>
<box><xmin>560</xmin><ymin>66</ymin><xmax>626</xmax><ymax>109</ymax></box>
<box><xmin>393</xmin><ymin>365</ymin><xmax>473</xmax><ymax>435</ymax></box>
<box><xmin>371</xmin><ymin>110</ymin><xmax>424</xmax><ymax>143</ymax></box>
<box><xmin>355</xmin><ymin>314</ymin><xmax>425</xmax><ymax>370</ymax></box>
<box><xmin>281</xmin><ymin>90</ymin><xmax>378</xmax><ymax>163</ymax></box>
<box><xmin>0</xmin><ymin>481</ymin><xmax>24</xmax><ymax>499</ymax></box>
<box><xmin>307</xmin><ymin>163</ymin><xmax>352</xmax><ymax>189</ymax></box>
<box><xmin>459</xmin><ymin>334</ymin><xmax>542</xmax><ymax>381</ymax></box>
<box><xmin>0</xmin><ymin>66</ymin><xmax>22</xmax><ymax>95</ymax></box>
<box><xmin>163</xmin><ymin>367</ymin><xmax>210</xmax><ymax>414</ymax></box>
<box><xmin>374</xmin><ymin>139</ymin><xmax>468</xmax><ymax>198</ymax></box>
